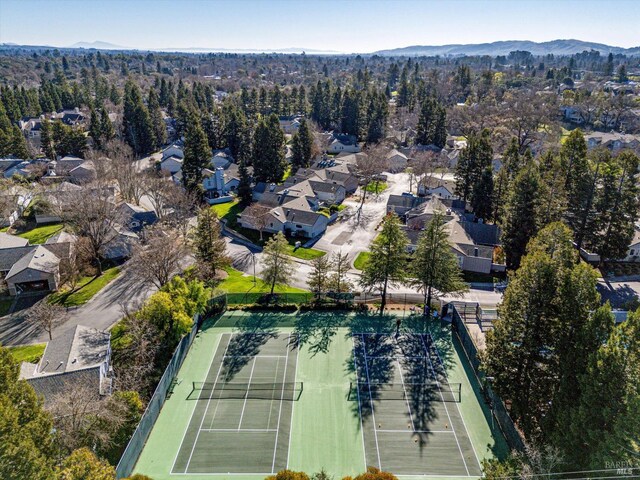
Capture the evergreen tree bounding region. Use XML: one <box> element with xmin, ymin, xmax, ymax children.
<box><xmin>0</xmin><ymin>347</ymin><xmax>57</xmax><ymax>480</ymax></box>
<box><xmin>307</xmin><ymin>255</ymin><xmax>332</xmax><ymax>296</ymax></box>
<box><xmin>604</xmin><ymin>52</ymin><xmax>614</xmax><ymax>76</ymax></box>
<box><xmin>40</xmin><ymin>117</ymin><xmax>56</xmax><ymax>160</ymax></box>
<box><xmin>484</xmin><ymin>223</ymin><xmax>601</xmax><ymax>437</ymax></box>
<box><xmin>262</xmin><ymin>232</ymin><xmax>296</xmax><ymax>295</ymax></box>
<box><xmin>590</xmin><ymin>151</ymin><xmax>640</xmax><ymax>261</ymax></box>
<box><xmin>191</xmin><ymin>207</ymin><xmax>230</xmax><ymax>284</ymax></box>
<box><xmin>223</xmin><ymin>104</ymin><xmax>250</xmax><ymax>161</ymax></box>
<box><xmin>501</xmin><ymin>165</ymin><xmax>540</xmax><ymax>270</ymax></box>
<box><xmin>182</xmin><ymin>112</ymin><xmax>211</xmax><ymax>193</ymax></box>
<box><xmin>148</xmin><ymin>87</ymin><xmax>167</xmax><ymax>148</ymax></box>
<box><xmin>360</xmin><ymin>214</ymin><xmax>408</xmax><ymax>314</ymax></box>
<box><xmin>566</xmin><ymin>309</ymin><xmax>640</xmax><ymax>467</ymax></box>
<box><xmin>252</xmin><ymin>113</ymin><xmax>286</xmax><ymax>183</ymax></box>
<box><xmin>454</xmin><ymin>129</ymin><xmax>492</xmax><ymax>203</ymax></box>
<box><xmin>237</xmin><ymin>158</ymin><xmax>253</xmax><ymax>206</ymax></box>
<box><xmin>123</xmin><ymin>80</ymin><xmax>155</xmax><ymax>156</ymax></box>
<box><xmin>340</xmin><ymin>87</ymin><xmax>361</xmax><ymax>138</ymax></box>
<box><xmin>329</xmin><ymin>250</ymin><xmax>353</xmax><ymax>293</ymax></box>
<box><xmin>291</xmin><ymin>118</ymin><xmax>314</xmax><ymax>169</ymax></box>
<box><xmin>409</xmin><ymin>212</ymin><xmax>468</xmax><ymax>315</ymax></box>
<box><xmin>471</xmin><ymin>166</ymin><xmax>494</xmax><ymax>221</ymax></box>
<box><xmin>89</xmin><ymin>107</ymin><xmax>103</xmax><ymax>149</ymax></box>
<box><xmin>11</xmin><ymin>125</ymin><xmax>30</xmax><ymax>158</ymax></box>
<box><xmin>99</xmin><ymin>106</ymin><xmax>115</xmax><ymax>144</ymax></box>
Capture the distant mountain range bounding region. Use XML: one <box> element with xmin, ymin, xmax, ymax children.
<box><xmin>373</xmin><ymin>39</ymin><xmax>640</xmax><ymax>57</ymax></box>
<box><xmin>67</xmin><ymin>41</ymin><xmax>338</xmax><ymax>54</ymax></box>
<box><xmin>1</xmin><ymin>39</ymin><xmax>639</xmax><ymax>57</ymax></box>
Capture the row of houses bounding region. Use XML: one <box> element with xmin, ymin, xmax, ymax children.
<box><xmin>387</xmin><ymin>193</ymin><xmax>504</xmax><ymax>275</ymax></box>
<box><xmin>238</xmin><ymin>153</ymin><xmax>360</xmax><ymax>239</ymax></box>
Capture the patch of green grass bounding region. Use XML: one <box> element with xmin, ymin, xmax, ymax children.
<box><xmin>49</xmin><ymin>267</ymin><xmax>120</xmax><ymax>307</ymax></box>
<box><xmin>364</xmin><ymin>182</ymin><xmax>387</xmax><ymax>194</ymax></box>
<box><xmin>353</xmin><ymin>251</ymin><xmax>370</xmax><ymax>270</ymax></box>
<box><xmin>7</xmin><ymin>343</ymin><xmax>46</xmax><ymax>363</ymax></box>
<box><xmin>217</xmin><ymin>267</ymin><xmax>308</xmax><ymax>294</ymax></box>
<box><xmin>284</xmin><ymin>243</ymin><xmax>326</xmax><ymax>260</ymax></box>
<box><xmin>17</xmin><ymin>223</ymin><xmax>63</xmax><ymax>244</ymax></box>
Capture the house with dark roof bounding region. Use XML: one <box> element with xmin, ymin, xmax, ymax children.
<box><xmin>0</xmin><ymin>241</ymin><xmax>72</xmax><ymax>295</ymax></box>
<box><xmin>386</xmin><ymin>193</ymin><xmax>427</xmax><ymax>218</ymax></box>
<box><xmin>19</xmin><ymin>325</ymin><xmax>112</xmax><ymax>407</ymax></box>
<box><xmin>117</xmin><ymin>203</ymin><xmax>158</xmax><ymax>233</ymax></box>
<box><xmin>327</xmin><ymin>134</ymin><xmax>360</xmax><ymax>154</ymax></box>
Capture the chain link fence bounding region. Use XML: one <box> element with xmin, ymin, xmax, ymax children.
<box><xmin>115</xmin><ymin>314</ymin><xmax>203</xmax><ymax>479</ymax></box>
<box><xmin>450</xmin><ymin>303</ymin><xmax>526</xmax><ymax>452</ymax></box>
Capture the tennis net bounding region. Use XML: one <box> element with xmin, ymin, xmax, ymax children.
<box><xmin>188</xmin><ymin>381</ymin><xmax>304</xmax><ymax>401</ymax></box>
<box><xmin>349</xmin><ymin>381</ymin><xmax>461</xmax><ymax>403</ymax></box>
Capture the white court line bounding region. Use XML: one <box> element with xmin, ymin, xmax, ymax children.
<box><xmin>375</xmin><ymin>429</ymin><xmax>455</xmax><ymax>433</ymax></box>
<box><xmin>265</xmin><ymin>356</ymin><xmax>281</xmax><ymax>430</ymax></box>
<box><xmin>350</xmin><ymin>336</ymin><xmax>369</xmax><ymax>472</ymax></box>
<box><xmin>171</xmin><ymin>331</ymin><xmax>222</xmax><ymax>474</ymax></box>
<box><xmin>237</xmin><ymin>357</ymin><xmax>257</xmax><ymax>430</ymax></box>
<box><xmin>426</xmin><ymin>332</ymin><xmax>482</xmax><ymax>472</ymax></box>
<box><xmin>395</xmin><ymin>359</ymin><xmax>416</xmax><ymax>431</ymax></box>
<box><xmin>199</xmin><ymin>428</ymin><xmax>278</xmax><ymax>432</ymax></box>
<box><xmin>223</xmin><ymin>355</ymin><xmax>288</xmax><ymax>359</ymax></box>
<box><xmin>286</xmin><ymin>336</ymin><xmax>301</xmax><ymax>469</ymax></box>
<box><xmin>419</xmin><ymin>334</ymin><xmax>470</xmax><ymax>476</ymax></box>
<box><xmin>271</xmin><ymin>333</ymin><xmax>291</xmax><ymax>474</ymax></box>
<box><xmin>184</xmin><ymin>333</ymin><xmax>232</xmax><ymax>473</ymax></box>
<box><xmin>360</xmin><ymin>334</ymin><xmax>383</xmax><ymax>470</ymax></box>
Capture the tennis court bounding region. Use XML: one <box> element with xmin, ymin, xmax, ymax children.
<box><xmin>352</xmin><ymin>333</ymin><xmax>481</xmax><ymax>476</ymax></box>
<box><xmin>172</xmin><ymin>332</ymin><xmax>300</xmax><ymax>475</ymax></box>
<box><xmin>134</xmin><ymin>311</ymin><xmax>505</xmax><ymax>480</ymax></box>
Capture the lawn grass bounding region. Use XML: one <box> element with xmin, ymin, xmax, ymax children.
<box><xmin>17</xmin><ymin>223</ymin><xmax>63</xmax><ymax>244</ymax></box>
<box><xmin>284</xmin><ymin>240</ymin><xmax>326</xmax><ymax>260</ymax></box>
<box><xmin>217</xmin><ymin>267</ymin><xmax>308</xmax><ymax>294</ymax></box>
<box><xmin>364</xmin><ymin>181</ymin><xmax>387</xmax><ymax>194</ymax></box>
<box><xmin>49</xmin><ymin>267</ymin><xmax>120</xmax><ymax>307</ymax></box>
<box><xmin>353</xmin><ymin>251</ymin><xmax>370</xmax><ymax>270</ymax></box>
<box><xmin>211</xmin><ymin>199</ymin><xmax>241</xmax><ymax>220</ymax></box>
<box><xmin>7</xmin><ymin>343</ymin><xmax>46</xmax><ymax>363</ymax></box>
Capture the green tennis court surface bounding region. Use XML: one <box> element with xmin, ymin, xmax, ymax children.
<box><xmin>134</xmin><ymin>311</ymin><xmax>507</xmax><ymax>480</ymax></box>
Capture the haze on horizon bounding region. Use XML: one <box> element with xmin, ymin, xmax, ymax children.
<box><xmin>1</xmin><ymin>0</ymin><xmax>638</xmax><ymax>53</ymax></box>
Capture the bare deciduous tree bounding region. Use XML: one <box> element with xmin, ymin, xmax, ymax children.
<box><xmin>105</xmin><ymin>140</ymin><xmax>146</xmax><ymax>205</ymax></box>
<box><xmin>129</xmin><ymin>225</ymin><xmax>187</xmax><ymax>289</ymax></box>
<box><xmin>240</xmin><ymin>203</ymin><xmax>272</xmax><ymax>241</ymax></box>
<box><xmin>163</xmin><ymin>184</ymin><xmax>200</xmax><ymax>239</ymax></box>
<box><xmin>55</xmin><ymin>186</ymin><xmax>124</xmax><ymax>274</ymax></box>
<box><xmin>356</xmin><ymin>145</ymin><xmax>388</xmax><ymax>219</ymax></box>
<box><xmin>143</xmin><ymin>170</ymin><xmax>173</xmax><ymax>220</ymax></box>
<box><xmin>26</xmin><ymin>300</ymin><xmax>67</xmax><ymax>340</ymax></box>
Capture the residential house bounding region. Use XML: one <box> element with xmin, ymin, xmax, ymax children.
<box><xmin>386</xmin><ymin>149</ymin><xmax>408</xmax><ymax>173</ymax></box>
<box><xmin>584</xmin><ymin>132</ymin><xmax>640</xmax><ymax>152</ymax></box>
<box><xmin>0</xmin><ymin>242</ymin><xmax>72</xmax><ymax>295</ymax></box>
<box><xmin>0</xmin><ymin>185</ymin><xmax>33</xmax><ymax>226</ymax></box>
<box><xmin>621</xmin><ymin>228</ymin><xmax>640</xmax><ymax>262</ymax></box>
<box><xmin>19</xmin><ymin>117</ymin><xmax>42</xmax><ymax>139</ymax></box>
<box><xmin>68</xmin><ymin>160</ymin><xmax>96</xmax><ymax>184</ymax></box>
<box><xmin>211</xmin><ymin>150</ymin><xmax>233</xmax><ymax>169</ymax></box>
<box><xmin>117</xmin><ymin>203</ymin><xmax>158</xmax><ymax>233</ymax></box>
<box><xmin>327</xmin><ymin>134</ymin><xmax>360</xmax><ymax>154</ymax></box>
<box><xmin>386</xmin><ymin>193</ymin><xmax>426</xmax><ymax>218</ymax></box>
<box><xmin>19</xmin><ymin>325</ymin><xmax>112</xmax><ymax>407</ymax></box>
<box><xmin>279</xmin><ymin>115</ymin><xmax>302</xmax><ymax>135</ymax></box>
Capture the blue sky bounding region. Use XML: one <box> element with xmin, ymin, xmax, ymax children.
<box><xmin>1</xmin><ymin>0</ymin><xmax>638</xmax><ymax>52</ymax></box>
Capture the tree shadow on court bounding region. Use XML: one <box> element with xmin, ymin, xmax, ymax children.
<box><xmin>221</xmin><ymin>312</ymin><xmax>283</xmax><ymax>379</ymax></box>
<box><xmin>346</xmin><ymin>332</ymin><xmax>397</xmax><ymax>421</ymax></box>
<box><xmin>292</xmin><ymin>311</ymin><xmax>349</xmax><ymax>357</ymax></box>
<box><xmin>400</xmin><ymin>333</ymin><xmax>446</xmax><ymax>453</ymax></box>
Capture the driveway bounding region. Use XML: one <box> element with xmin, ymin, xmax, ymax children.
<box><xmin>0</xmin><ymin>263</ymin><xmax>158</xmax><ymax>346</ymax></box>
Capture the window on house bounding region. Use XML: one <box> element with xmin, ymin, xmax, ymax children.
<box><xmin>631</xmin><ymin>249</ymin><xmax>635</xmax><ymax>256</ymax></box>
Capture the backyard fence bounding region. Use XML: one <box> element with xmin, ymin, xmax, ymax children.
<box><xmin>449</xmin><ymin>303</ymin><xmax>526</xmax><ymax>452</ymax></box>
<box><xmin>219</xmin><ymin>291</ymin><xmax>429</xmax><ymax>308</ymax></box>
<box><xmin>115</xmin><ymin>314</ymin><xmax>202</xmax><ymax>479</ymax></box>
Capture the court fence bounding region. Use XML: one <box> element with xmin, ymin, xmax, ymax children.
<box><xmin>115</xmin><ymin>314</ymin><xmax>203</xmax><ymax>479</ymax></box>
<box><xmin>449</xmin><ymin>302</ymin><xmax>526</xmax><ymax>453</ymax></box>
<box><xmin>217</xmin><ymin>291</ymin><xmax>430</xmax><ymax>308</ymax></box>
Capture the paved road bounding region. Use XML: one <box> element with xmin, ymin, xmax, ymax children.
<box><xmin>0</xmin><ymin>262</ymin><xmax>159</xmax><ymax>346</ymax></box>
